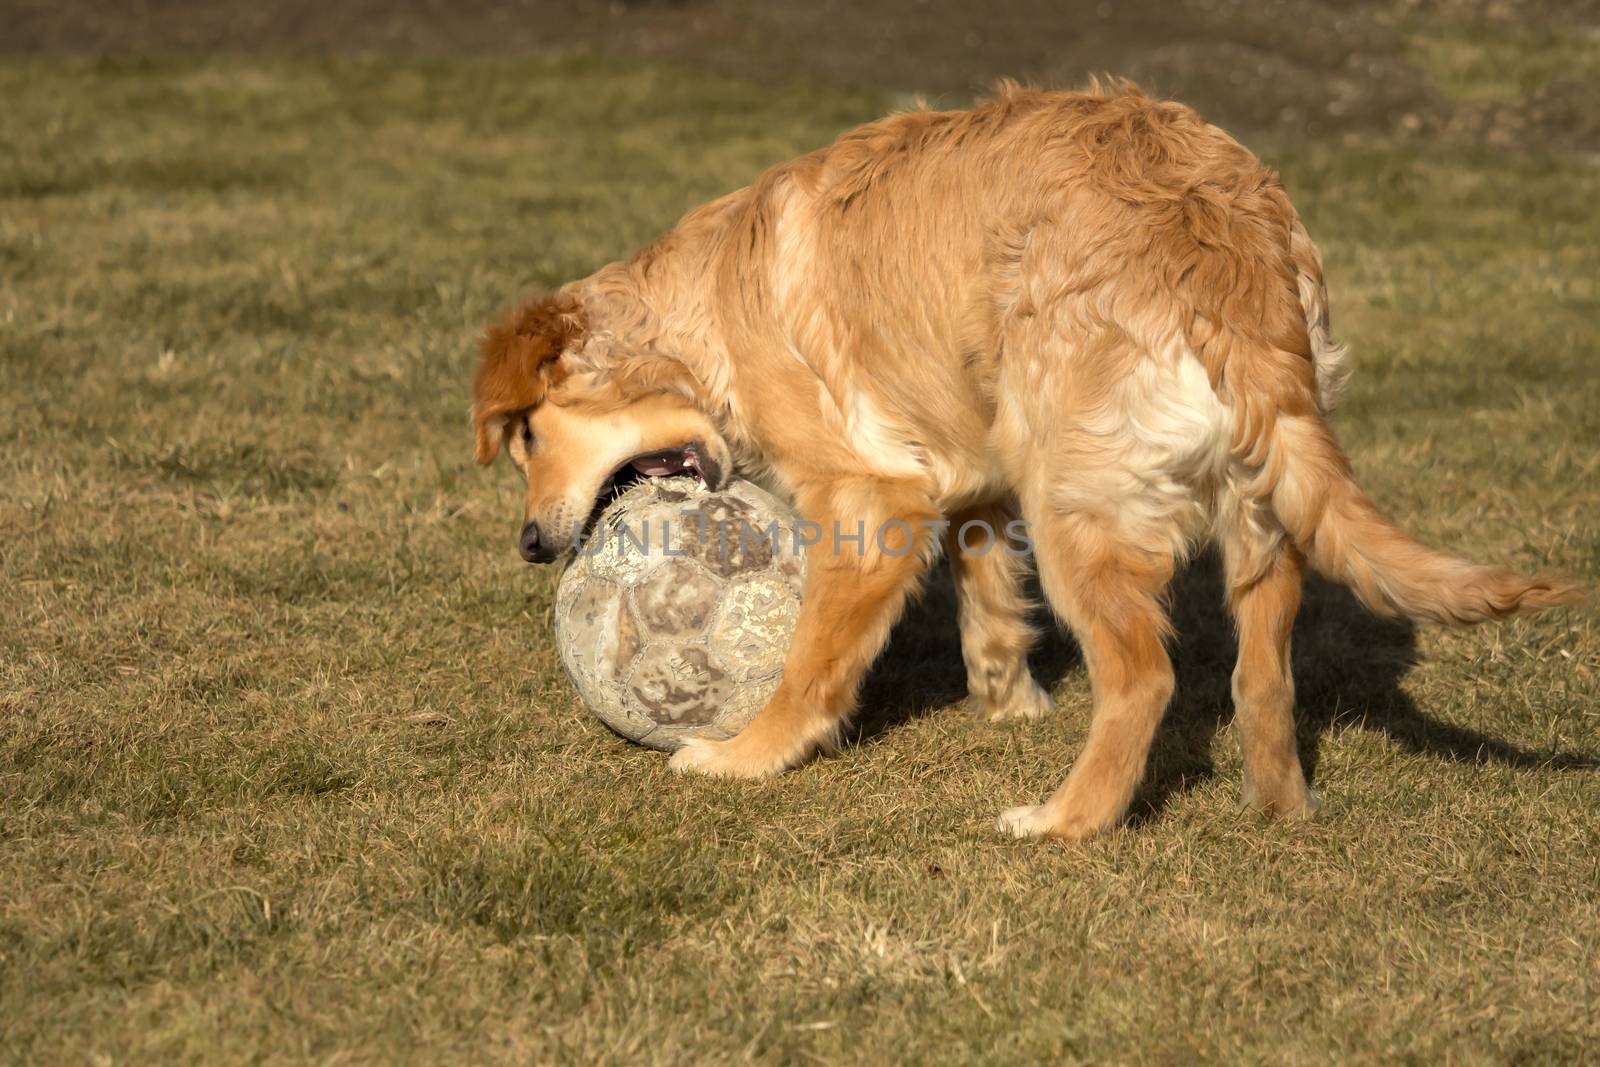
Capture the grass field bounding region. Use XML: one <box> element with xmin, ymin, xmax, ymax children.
<box><xmin>2</xmin><ymin>28</ymin><xmax>1599</xmax><ymax>1067</ymax></box>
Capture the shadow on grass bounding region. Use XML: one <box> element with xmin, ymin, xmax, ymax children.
<box><xmin>847</xmin><ymin>563</ymin><xmax>1079</xmax><ymax>745</ymax></box>
<box><xmin>851</xmin><ymin>549</ymin><xmax>1598</xmax><ymax>813</ymax></box>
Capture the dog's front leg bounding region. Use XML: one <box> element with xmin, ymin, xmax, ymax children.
<box><xmin>669</xmin><ymin>476</ymin><xmax>939</xmax><ymax>778</ymax></box>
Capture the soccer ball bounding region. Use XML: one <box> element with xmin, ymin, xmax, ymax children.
<box><xmin>553</xmin><ymin>476</ymin><xmax>806</xmax><ymax>751</ymax></box>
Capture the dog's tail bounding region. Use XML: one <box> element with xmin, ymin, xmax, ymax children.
<box><xmin>1202</xmin><ymin>206</ymin><xmax>1581</xmax><ymax>625</ymax></box>
<box><xmin>1246</xmin><ymin>410</ymin><xmax>1579</xmax><ymax>623</ymax></box>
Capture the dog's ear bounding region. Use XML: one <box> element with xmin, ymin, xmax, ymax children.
<box><xmin>471</xmin><ymin>294</ymin><xmax>585</xmax><ymax>465</ymax></box>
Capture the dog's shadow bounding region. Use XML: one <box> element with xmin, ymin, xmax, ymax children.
<box><xmin>851</xmin><ymin>550</ymin><xmax>1597</xmax><ymax>810</ymax></box>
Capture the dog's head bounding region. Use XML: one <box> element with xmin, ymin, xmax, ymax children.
<box><xmin>471</xmin><ymin>293</ymin><xmax>729</xmax><ymax>563</ymax></box>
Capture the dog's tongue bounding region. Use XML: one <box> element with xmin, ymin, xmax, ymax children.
<box><xmin>630</xmin><ymin>450</ymin><xmax>693</xmax><ymax>477</ymax></box>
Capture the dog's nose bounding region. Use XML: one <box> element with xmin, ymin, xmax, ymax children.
<box><xmin>518</xmin><ymin>521</ymin><xmax>556</xmax><ymax>564</ymax></box>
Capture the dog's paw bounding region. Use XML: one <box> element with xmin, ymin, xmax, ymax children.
<box><xmin>979</xmin><ymin>680</ymin><xmax>1053</xmax><ymax>723</ymax></box>
<box><xmin>1242</xmin><ymin>781</ymin><xmax>1320</xmax><ymax>820</ymax></box>
<box><xmin>668</xmin><ymin>736</ymin><xmax>788</xmax><ymax>779</ymax></box>
<box><xmin>996</xmin><ymin>804</ymin><xmax>1058</xmax><ymax>839</ymax></box>
<box><xmin>996</xmin><ymin>802</ymin><xmax>1112</xmax><ymax>840</ymax></box>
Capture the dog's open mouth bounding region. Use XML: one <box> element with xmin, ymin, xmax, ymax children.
<box><xmin>625</xmin><ymin>446</ymin><xmax>707</xmax><ymax>480</ymax></box>
<box><xmin>582</xmin><ymin>442</ymin><xmax>721</xmax><ymax>535</ymax></box>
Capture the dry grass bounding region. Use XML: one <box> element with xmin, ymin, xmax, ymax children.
<box><xmin>1</xmin><ymin>42</ymin><xmax>1597</xmax><ymax>1066</ymax></box>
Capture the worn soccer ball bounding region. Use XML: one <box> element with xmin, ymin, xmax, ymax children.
<box><xmin>553</xmin><ymin>476</ymin><xmax>806</xmax><ymax>751</ymax></box>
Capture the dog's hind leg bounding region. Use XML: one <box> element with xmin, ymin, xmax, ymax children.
<box><xmin>997</xmin><ymin>509</ymin><xmax>1177</xmax><ymax>839</ymax></box>
<box><xmin>947</xmin><ymin>501</ymin><xmax>1052</xmax><ymax>722</ymax></box>
<box><xmin>670</xmin><ymin>475</ymin><xmax>940</xmax><ymax>778</ymax></box>
<box><xmin>1221</xmin><ymin>527</ymin><xmax>1316</xmax><ymax>818</ymax></box>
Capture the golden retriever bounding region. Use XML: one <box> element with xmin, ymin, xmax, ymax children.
<box><xmin>472</xmin><ymin>81</ymin><xmax>1580</xmax><ymax>839</ymax></box>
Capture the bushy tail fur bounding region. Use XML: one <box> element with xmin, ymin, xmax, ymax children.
<box><xmin>1219</xmin><ymin>218</ymin><xmax>1583</xmax><ymax>625</ymax></box>
<box><xmin>1253</xmin><ymin>410</ymin><xmax>1581</xmax><ymax>625</ymax></box>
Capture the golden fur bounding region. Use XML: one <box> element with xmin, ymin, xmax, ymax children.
<box><xmin>473</xmin><ymin>81</ymin><xmax>1581</xmax><ymax>838</ymax></box>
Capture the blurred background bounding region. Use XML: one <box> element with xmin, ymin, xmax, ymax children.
<box><xmin>7</xmin><ymin>0</ymin><xmax>1599</xmax><ymax>149</ymax></box>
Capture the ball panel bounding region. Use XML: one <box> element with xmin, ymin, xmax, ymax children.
<box><xmin>582</xmin><ymin>496</ymin><xmax>672</xmax><ymax>584</ymax></box>
<box><xmin>629</xmin><ymin>557</ymin><xmax>722</xmax><ymax>639</ymax></box>
<box><xmin>625</xmin><ymin>644</ymin><xmax>730</xmax><ymax>727</ymax></box>
<box><xmin>559</xmin><ymin>579</ymin><xmax>623</xmax><ymax>689</ymax></box>
<box><xmin>719</xmin><ymin>479</ymin><xmax>806</xmax><ymax>595</ymax></box>
<box><xmin>610</xmin><ymin>596</ymin><xmax>644</xmax><ymax>678</ymax></box>
<box><xmin>709</xmin><ymin>574</ymin><xmax>801</xmax><ymax>683</ymax></box>
<box><xmin>680</xmin><ymin>496</ymin><xmax>775</xmax><ymax>578</ymax></box>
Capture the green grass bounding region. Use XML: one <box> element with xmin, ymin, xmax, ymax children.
<box><xmin>2</xmin><ymin>53</ymin><xmax>1598</xmax><ymax>1065</ymax></box>
<box><xmin>1402</xmin><ymin>15</ymin><xmax>1600</xmax><ymax>103</ymax></box>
